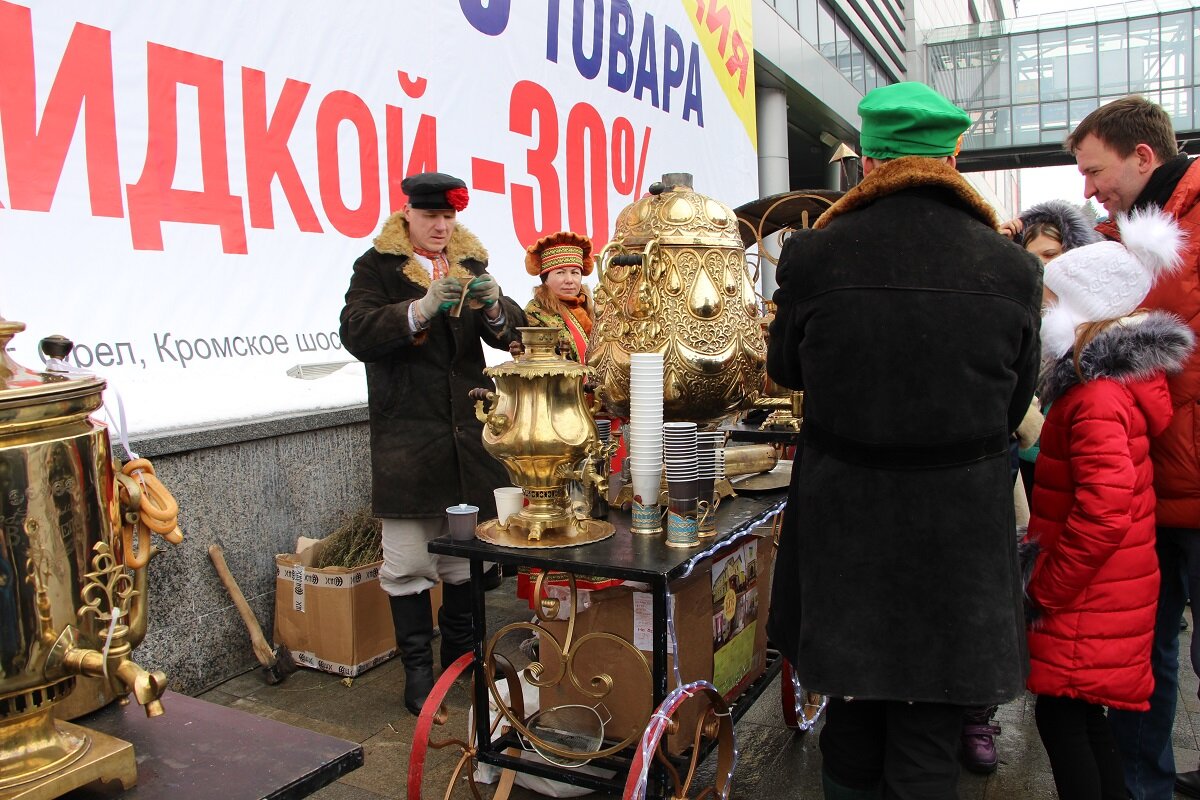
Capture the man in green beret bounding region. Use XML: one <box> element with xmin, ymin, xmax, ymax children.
<box><xmin>766</xmin><ymin>82</ymin><xmax>1042</xmax><ymax>798</ymax></box>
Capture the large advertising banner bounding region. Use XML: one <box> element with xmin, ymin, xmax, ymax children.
<box><xmin>1</xmin><ymin>1</ymin><xmax>757</xmax><ymax>432</ymax></box>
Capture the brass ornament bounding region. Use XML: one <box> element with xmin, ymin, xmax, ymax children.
<box><xmin>474</xmin><ymin>327</ymin><xmax>615</xmax><ymax>547</ymax></box>
<box><xmin>588</xmin><ymin>173</ymin><xmax>767</xmax><ymax>423</ymax></box>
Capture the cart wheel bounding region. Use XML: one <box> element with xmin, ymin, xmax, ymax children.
<box><xmin>780</xmin><ymin>658</ymin><xmax>827</xmax><ymax>732</ymax></box>
<box><xmin>622</xmin><ymin>681</ymin><xmax>735</xmax><ymax>800</ymax></box>
<box><xmin>407</xmin><ymin>652</ymin><xmax>476</xmax><ymax>800</ymax></box>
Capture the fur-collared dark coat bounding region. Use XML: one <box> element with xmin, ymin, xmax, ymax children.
<box><xmin>339</xmin><ymin>212</ymin><xmax>525</xmax><ymax>518</ymax></box>
<box><xmin>766</xmin><ymin>157</ymin><xmax>1043</xmax><ymax>705</ymax></box>
<box><xmin>1025</xmin><ymin>313</ymin><xmax>1193</xmax><ymax>710</ymax></box>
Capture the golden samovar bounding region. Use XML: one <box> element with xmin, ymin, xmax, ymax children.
<box><xmin>473</xmin><ymin>328</ymin><xmax>614</xmax><ymax>548</ymax></box>
<box><xmin>587</xmin><ymin>173</ymin><xmax>767</xmax><ymax>423</ymax></box>
<box><xmin>0</xmin><ymin>318</ymin><xmax>180</xmax><ymax>798</ymax></box>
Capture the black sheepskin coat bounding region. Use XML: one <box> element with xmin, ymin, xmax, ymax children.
<box><xmin>339</xmin><ymin>214</ymin><xmax>525</xmax><ymax>518</ymax></box>
<box><xmin>766</xmin><ymin>157</ymin><xmax>1043</xmax><ymax>706</ymax></box>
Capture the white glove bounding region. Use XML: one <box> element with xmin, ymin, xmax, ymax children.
<box><xmin>416</xmin><ymin>276</ymin><xmax>463</xmax><ymax>321</ymax></box>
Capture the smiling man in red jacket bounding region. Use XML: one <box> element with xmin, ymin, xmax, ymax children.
<box><xmin>1063</xmin><ymin>95</ymin><xmax>1200</xmax><ymax>800</ymax></box>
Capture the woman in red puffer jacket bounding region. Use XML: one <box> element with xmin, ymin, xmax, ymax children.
<box><xmin>1025</xmin><ymin>207</ymin><xmax>1194</xmax><ymax>800</ymax></box>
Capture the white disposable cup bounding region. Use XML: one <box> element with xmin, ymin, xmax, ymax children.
<box><xmin>493</xmin><ymin>487</ymin><xmax>524</xmax><ymax>525</ymax></box>
<box><xmin>629</xmin><ymin>465</ymin><xmax>663</xmax><ymax>476</ymax></box>
<box><xmin>631</xmin><ymin>475</ymin><xmax>661</xmax><ymax>506</ymax></box>
<box><xmin>627</xmin><ymin>425</ymin><xmax>662</xmax><ymax>437</ymax></box>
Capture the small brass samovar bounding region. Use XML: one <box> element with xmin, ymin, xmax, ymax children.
<box><xmin>0</xmin><ymin>318</ymin><xmax>179</xmax><ymax>798</ymax></box>
<box><xmin>473</xmin><ymin>328</ymin><xmax>614</xmax><ymax>548</ymax></box>
<box><xmin>588</xmin><ymin>173</ymin><xmax>767</xmax><ymax>423</ymax></box>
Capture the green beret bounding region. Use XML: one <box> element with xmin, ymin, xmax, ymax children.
<box><xmin>858</xmin><ymin>82</ymin><xmax>971</xmax><ymax>159</ymax></box>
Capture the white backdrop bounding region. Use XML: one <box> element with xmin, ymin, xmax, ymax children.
<box><xmin>1</xmin><ymin>0</ymin><xmax>758</xmax><ymax>433</ymax></box>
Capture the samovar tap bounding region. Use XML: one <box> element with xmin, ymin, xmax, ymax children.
<box><xmin>45</xmin><ymin>625</ymin><xmax>168</xmax><ymax>717</ymax></box>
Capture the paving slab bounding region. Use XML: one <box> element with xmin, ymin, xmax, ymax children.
<box><xmin>199</xmin><ymin>580</ymin><xmax>1200</xmax><ymax>799</ymax></box>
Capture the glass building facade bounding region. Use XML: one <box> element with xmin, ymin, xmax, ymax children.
<box><xmin>765</xmin><ymin>0</ymin><xmax>901</xmax><ymax>93</ymax></box>
<box><xmin>927</xmin><ymin>0</ymin><xmax>1200</xmax><ymax>150</ymax></box>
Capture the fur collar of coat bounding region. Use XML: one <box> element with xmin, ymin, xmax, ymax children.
<box><xmin>813</xmin><ymin>156</ymin><xmax>998</xmax><ymax>230</ymax></box>
<box><xmin>1037</xmin><ymin>311</ymin><xmax>1195</xmax><ymax>407</ymax></box>
<box><xmin>372</xmin><ymin>211</ymin><xmax>488</xmax><ymax>288</ymax></box>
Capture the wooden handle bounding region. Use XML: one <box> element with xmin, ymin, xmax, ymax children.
<box><xmin>208</xmin><ymin>544</ymin><xmax>276</xmax><ymax>667</ymax></box>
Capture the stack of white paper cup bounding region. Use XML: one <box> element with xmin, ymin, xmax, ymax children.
<box><xmin>627</xmin><ymin>354</ymin><xmax>664</xmax><ymax>531</ymax></box>
<box><xmin>696</xmin><ymin>431</ymin><xmax>725</xmax><ymax>535</ymax></box>
<box><xmin>697</xmin><ymin>431</ymin><xmax>725</xmax><ymax>483</ymax></box>
<box><xmin>663</xmin><ymin>422</ymin><xmax>698</xmax><ymax>484</ymax></box>
<box><xmin>663</xmin><ymin>422</ymin><xmax>700</xmax><ymax>547</ymax></box>
<box><xmin>627</xmin><ymin>353</ymin><xmax>664</xmax><ymax>503</ymax></box>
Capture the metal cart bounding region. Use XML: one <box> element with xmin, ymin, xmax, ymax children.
<box><xmin>411</xmin><ymin>490</ymin><xmax>825</xmax><ymax>799</ymax></box>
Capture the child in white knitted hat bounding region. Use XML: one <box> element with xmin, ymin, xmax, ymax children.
<box><xmin>1022</xmin><ymin>206</ymin><xmax>1194</xmax><ymax>799</ymax></box>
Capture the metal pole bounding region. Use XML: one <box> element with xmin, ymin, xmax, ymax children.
<box><xmin>756</xmin><ymin>86</ymin><xmax>790</xmax><ymax>300</ymax></box>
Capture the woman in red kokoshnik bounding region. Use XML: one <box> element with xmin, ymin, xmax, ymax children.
<box><xmin>522</xmin><ymin>231</ymin><xmax>595</xmax><ymax>362</ymax></box>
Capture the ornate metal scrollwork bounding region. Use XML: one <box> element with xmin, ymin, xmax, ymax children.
<box><xmin>78</xmin><ymin>541</ymin><xmax>136</xmax><ymax>631</ymax></box>
<box><xmin>483</xmin><ymin>572</ymin><xmax>653</xmax><ymax>763</ymax></box>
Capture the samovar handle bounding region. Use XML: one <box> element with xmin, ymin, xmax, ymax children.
<box><xmin>469</xmin><ymin>388</ymin><xmax>508</xmax><ymax>435</ymax></box>
<box><xmin>469</xmin><ymin>387</ymin><xmax>493</xmax><ymax>424</ymax></box>
<box><xmin>594</xmin><ymin>241</ymin><xmax>620</xmax><ymax>285</ymax></box>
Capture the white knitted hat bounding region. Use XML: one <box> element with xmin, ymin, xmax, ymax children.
<box><xmin>1041</xmin><ymin>206</ymin><xmax>1185</xmax><ymax>358</ymax></box>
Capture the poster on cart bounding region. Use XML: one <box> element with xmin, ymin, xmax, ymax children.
<box><xmin>0</xmin><ymin>1</ymin><xmax>758</xmax><ymax>432</ymax></box>
<box><xmin>710</xmin><ymin>535</ymin><xmax>759</xmax><ymax>697</ymax></box>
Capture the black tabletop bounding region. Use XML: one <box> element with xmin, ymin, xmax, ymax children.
<box><xmin>63</xmin><ymin>691</ymin><xmax>362</xmax><ymax>799</ymax></box>
<box><xmin>429</xmin><ymin>491</ymin><xmax>786</xmax><ymax>583</ymax></box>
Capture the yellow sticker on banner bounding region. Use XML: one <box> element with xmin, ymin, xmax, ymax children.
<box><xmin>724</xmin><ymin>587</ymin><xmax>737</xmax><ymax>622</ymax></box>
<box><xmin>685</xmin><ymin>0</ymin><xmax>757</xmax><ymax>145</ymax></box>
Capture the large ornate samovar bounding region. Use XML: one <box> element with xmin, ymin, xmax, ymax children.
<box><xmin>588</xmin><ymin>173</ymin><xmax>767</xmax><ymax>423</ymax></box>
<box><xmin>473</xmin><ymin>328</ymin><xmax>614</xmax><ymax>548</ymax></box>
<box><xmin>0</xmin><ymin>318</ymin><xmax>179</xmax><ymax>798</ymax></box>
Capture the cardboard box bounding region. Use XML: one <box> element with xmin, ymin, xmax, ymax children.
<box><xmin>274</xmin><ymin>538</ymin><xmax>408</xmax><ymax>676</ymax></box>
<box><xmin>537</xmin><ymin>528</ymin><xmax>776</xmax><ymax>754</ymax></box>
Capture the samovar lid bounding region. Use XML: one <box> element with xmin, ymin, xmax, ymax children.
<box><xmin>486</xmin><ymin>327</ymin><xmax>590</xmax><ymax>379</ymax></box>
<box><xmin>611</xmin><ymin>172</ymin><xmax>742</xmax><ymax>249</ymax></box>
<box><xmin>0</xmin><ymin>318</ymin><xmax>106</xmax><ymax>429</ymax></box>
